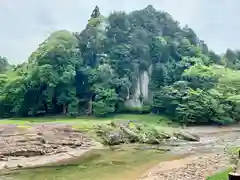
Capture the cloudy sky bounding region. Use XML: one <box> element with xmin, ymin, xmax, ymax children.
<box><xmin>0</xmin><ymin>0</ymin><xmax>239</xmax><ymax>64</ymax></box>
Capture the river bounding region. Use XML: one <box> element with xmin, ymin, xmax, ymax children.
<box><xmin>1</xmin><ymin>126</ymin><xmax>240</xmax><ymax>180</ymax></box>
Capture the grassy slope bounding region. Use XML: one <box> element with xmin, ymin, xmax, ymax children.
<box><xmin>0</xmin><ymin>114</ymin><xmax>175</xmax><ymax>129</ymax></box>
<box><xmin>207</xmin><ymin>168</ymin><xmax>232</xmax><ymax>180</ymax></box>
<box><xmin>0</xmin><ymin>114</ymin><xmax>171</xmax><ymax>123</ymax></box>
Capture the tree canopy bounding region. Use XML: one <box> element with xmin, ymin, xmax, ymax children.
<box><xmin>0</xmin><ymin>5</ymin><xmax>239</xmax><ymax>124</ymax></box>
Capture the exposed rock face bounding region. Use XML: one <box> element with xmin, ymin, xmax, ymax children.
<box><xmin>140</xmin><ymin>71</ymin><xmax>149</xmax><ymax>100</ymax></box>
<box><xmin>125</xmin><ymin>77</ymin><xmax>142</xmax><ymax>108</ymax></box>
<box><xmin>0</xmin><ymin>124</ymin><xmax>93</xmax><ymax>159</ymax></box>
<box><xmin>125</xmin><ymin>68</ymin><xmax>151</xmax><ymax>108</ymax></box>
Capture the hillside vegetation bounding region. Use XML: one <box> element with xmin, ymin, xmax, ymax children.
<box><xmin>0</xmin><ymin>5</ymin><xmax>240</xmax><ymax>125</ymax></box>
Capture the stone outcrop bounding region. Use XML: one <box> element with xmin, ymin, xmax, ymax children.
<box><xmin>95</xmin><ymin>121</ymin><xmax>199</xmax><ymax>146</ymax></box>
<box><xmin>125</xmin><ymin>67</ymin><xmax>152</xmax><ymax>108</ymax></box>
<box><xmin>0</xmin><ymin>124</ymin><xmax>93</xmax><ymax>159</ymax></box>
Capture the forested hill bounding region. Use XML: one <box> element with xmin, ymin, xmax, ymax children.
<box><xmin>0</xmin><ymin>5</ymin><xmax>240</xmax><ymax>125</ymax></box>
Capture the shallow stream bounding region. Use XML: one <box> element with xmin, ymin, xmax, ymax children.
<box><xmin>2</xmin><ymin>147</ymin><xmax>185</xmax><ymax>180</ymax></box>
<box><xmin>1</xmin><ymin>127</ymin><xmax>240</xmax><ymax>180</ymax></box>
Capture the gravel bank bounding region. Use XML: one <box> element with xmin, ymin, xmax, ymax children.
<box><xmin>139</xmin><ymin>153</ymin><xmax>229</xmax><ymax>180</ymax></box>
<box><xmin>138</xmin><ymin>127</ymin><xmax>240</xmax><ymax>180</ymax></box>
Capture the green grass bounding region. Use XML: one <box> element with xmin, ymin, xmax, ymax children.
<box><xmin>0</xmin><ymin>114</ymin><xmax>170</xmax><ymax>123</ymax></box>
<box><xmin>0</xmin><ymin>114</ymin><xmax>175</xmax><ymax>131</ymax></box>
<box><xmin>207</xmin><ymin>146</ymin><xmax>240</xmax><ymax>180</ymax></box>
<box><xmin>207</xmin><ymin>168</ymin><xmax>232</xmax><ymax>180</ymax></box>
<box><xmin>229</xmin><ymin>146</ymin><xmax>240</xmax><ymax>154</ymax></box>
<box><xmin>2</xmin><ymin>148</ymin><xmax>181</xmax><ymax>180</ymax></box>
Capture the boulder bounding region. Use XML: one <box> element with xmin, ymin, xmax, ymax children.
<box><xmin>102</xmin><ymin>131</ymin><xmax>123</xmax><ymax>145</ymax></box>
<box><xmin>96</xmin><ymin>121</ymin><xmax>175</xmax><ymax>145</ymax></box>
<box><xmin>120</xmin><ymin>126</ymin><xmax>140</xmax><ymax>143</ymax></box>
<box><xmin>173</xmin><ymin>131</ymin><xmax>200</xmax><ymax>142</ymax></box>
<box><xmin>17</xmin><ymin>164</ymin><xmax>23</xmax><ymax>168</ymax></box>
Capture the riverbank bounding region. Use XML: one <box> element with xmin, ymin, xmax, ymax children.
<box><xmin>0</xmin><ymin>114</ymin><xmax>179</xmax><ymax>169</ymax></box>
<box><xmin>139</xmin><ymin>153</ymin><xmax>229</xmax><ymax>180</ymax></box>
<box><xmin>138</xmin><ymin>128</ymin><xmax>240</xmax><ymax>180</ymax></box>
<box><xmin>0</xmin><ymin>115</ymin><xmax>239</xmax><ymax>180</ymax></box>
<box><xmin>2</xmin><ymin>127</ymin><xmax>239</xmax><ymax>180</ymax></box>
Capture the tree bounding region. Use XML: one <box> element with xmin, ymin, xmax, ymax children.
<box><xmin>152</xmin><ymin>81</ymin><xmax>190</xmax><ymax>115</ymax></box>
<box><xmin>75</xmin><ymin>6</ymin><xmax>108</xmax><ymax>114</ymax></box>
<box><xmin>177</xmin><ymin>89</ymin><xmax>235</xmax><ymax>125</ymax></box>
<box><xmin>0</xmin><ymin>56</ymin><xmax>11</xmax><ymax>73</ymax></box>
<box><xmin>93</xmin><ymin>87</ymin><xmax>118</xmax><ymax>116</ymax></box>
<box><xmin>183</xmin><ymin>63</ymin><xmax>218</xmax><ymax>89</ymax></box>
<box><xmin>0</xmin><ymin>5</ymin><xmax>239</xmax><ymax>125</ymax></box>
<box><xmin>223</xmin><ymin>49</ymin><xmax>240</xmax><ymax>69</ymax></box>
<box><xmin>91</xmin><ymin>5</ymin><xmax>101</xmax><ymax>19</ymax></box>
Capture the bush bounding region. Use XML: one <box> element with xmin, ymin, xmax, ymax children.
<box><xmin>93</xmin><ymin>100</ymin><xmax>116</xmax><ymax>117</ymax></box>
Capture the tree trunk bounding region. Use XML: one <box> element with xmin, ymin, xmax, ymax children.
<box><xmin>87</xmin><ymin>98</ymin><xmax>93</xmax><ymax>115</ymax></box>
<box><xmin>229</xmin><ymin>173</ymin><xmax>240</xmax><ymax>180</ymax></box>
<box><xmin>63</xmin><ymin>104</ymin><xmax>67</xmax><ymax>114</ymax></box>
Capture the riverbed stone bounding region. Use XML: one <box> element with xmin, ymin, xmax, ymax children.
<box><xmin>173</xmin><ymin>131</ymin><xmax>200</xmax><ymax>142</ymax></box>
<box><xmin>0</xmin><ymin>124</ymin><xmax>94</xmax><ymax>158</ymax></box>
<box><xmin>96</xmin><ymin>121</ymin><xmax>200</xmax><ymax>146</ymax></box>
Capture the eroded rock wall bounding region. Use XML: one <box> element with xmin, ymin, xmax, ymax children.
<box><xmin>125</xmin><ymin>65</ymin><xmax>152</xmax><ymax>108</ymax></box>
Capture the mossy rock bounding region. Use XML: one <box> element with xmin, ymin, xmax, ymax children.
<box><xmin>102</xmin><ymin>131</ymin><xmax>124</xmax><ymax>145</ymax></box>
<box><xmin>95</xmin><ymin>124</ymin><xmax>114</xmax><ymax>136</ymax></box>
<box><xmin>142</xmin><ymin>128</ymin><xmax>166</xmax><ymax>144</ymax></box>
<box><xmin>95</xmin><ymin>121</ymin><xmax>174</xmax><ymax>145</ymax></box>
<box><xmin>120</xmin><ymin>126</ymin><xmax>140</xmax><ymax>143</ymax></box>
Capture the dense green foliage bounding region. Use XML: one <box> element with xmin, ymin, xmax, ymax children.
<box><xmin>0</xmin><ymin>5</ymin><xmax>240</xmax><ymax>124</ymax></box>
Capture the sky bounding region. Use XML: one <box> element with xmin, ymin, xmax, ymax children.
<box><xmin>0</xmin><ymin>0</ymin><xmax>240</xmax><ymax>64</ymax></box>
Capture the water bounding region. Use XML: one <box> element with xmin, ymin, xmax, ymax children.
<box><xmin>2</xmin><ymin>128</ymin><xmax>239</xmax><ymax>180</ymax></box>
<box><xmin>2</xmin><ymin>147</ymin><xmax>178</xmax><ymax>180</ymax></box>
